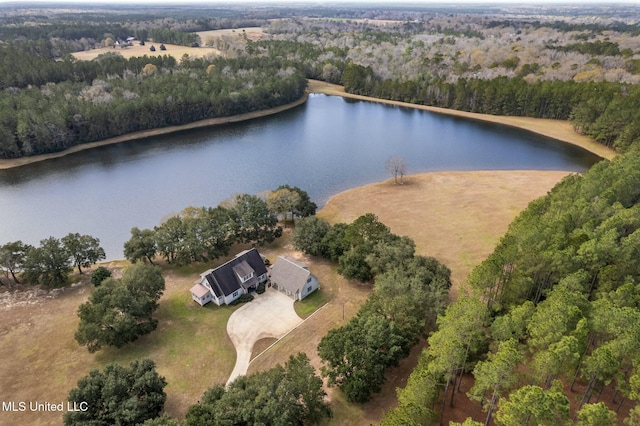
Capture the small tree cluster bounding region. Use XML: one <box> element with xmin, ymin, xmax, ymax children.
<box><xmin>75</xmin><ymin>263</ymin><xmax>165</xmax><ymax>352</ymax></box>
<box><xmin>125</xmin><ymin>187</ymin><xmax>315</xmax><ymax>266</ymax></box>
<box><xmin>184</xmin><ymin>353</ymin><xmax>331</xmax><ymax>425</ymax></box>
<box><xmin>266</xmin><ymin>185</ymin><xmax>316</xmax><ymax>228</ymax></box>
<box><xmin>293</xmin><ymin>213</ymin><xmax>417</xmax><ymax>282</ymax></box>
<box><xmin>1</xmin><ymin>233</ymin><xmax>105</xmax><ymax>288</ymax></box>
<box><xmin>308</xmin><ymin>214</ymin><xmax>451</xmax><ymax>403</ymax></box>
<box><xmin>64</xmin><ymin>359</ymin><xmax>167</xmax><ymax>426</ymax></box>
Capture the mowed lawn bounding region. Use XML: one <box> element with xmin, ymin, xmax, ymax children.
<box><xmin>0</xmin><ymin>170</ymin><xmax>570</xmax><ymax>425</ymax></box>
<box><xmin>0</xmin><ymin>259</ymin><xmax>240</xmax><ymax>425</ymax></box>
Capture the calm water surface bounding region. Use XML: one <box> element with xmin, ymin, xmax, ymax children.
<box><xmin>0</xmin><ymin>94</ymin><xmax>600</xmax><ymax>259</ymax></box>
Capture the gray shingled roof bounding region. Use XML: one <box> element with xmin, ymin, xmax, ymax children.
<box><xmin>270</xmin><ymin>256</ymin><xmax>311</xmax><ymax>296</ymax></box>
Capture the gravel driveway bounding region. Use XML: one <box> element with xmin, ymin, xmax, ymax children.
<box><xmin>226</xmin><ymin>288</ymin><xmax>303</xmax><ymax>386</ymax></box>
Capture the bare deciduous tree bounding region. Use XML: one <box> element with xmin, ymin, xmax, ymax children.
<box><xmin>385</xmin><ymin>156</ymin><xmax>407</xmax><ymax>184</ymax></box>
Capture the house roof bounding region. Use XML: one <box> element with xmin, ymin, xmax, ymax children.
<box><xmin>232</xmin><ymin>260</ymin><xmax>254</xmax><ymax>279</ymax></box>
<box><xmin>270</xmin><ymin>256</ymin><xmax>312</xmax><ymax>295</ymax></box>
<box><xmin>203</xmin><ymin>248</ymin><xmax>267</xmax><ymax>297</ymax></box>
<box><xmin>190</xmin><ymin>283</ymin><xmax>210</xmax><ymax>299</ymax></box>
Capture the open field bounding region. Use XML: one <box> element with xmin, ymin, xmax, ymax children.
<box><xmin>196</xmin><ymin>27</ymin><xmax>264</xmax><ymax>43</ymax></box>
<box><xmin>70</xmin><ymin>27</ymin><xmax>263</xmax><ymax>62</ymax></box>
<box><xmin>319</xmin><ymin>170</ymin><xmax>572</xmax><ymax>298</ymax></box>
<box><xmin>72</xmin><ymin>42</ymin><xmax>221</xmax><ymax>61</ymax></box>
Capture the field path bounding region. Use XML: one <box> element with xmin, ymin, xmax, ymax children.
<box><xmin>225</xmin><ymin>289</ymin><xmax>302</xmax><ymax>386</ymax></box>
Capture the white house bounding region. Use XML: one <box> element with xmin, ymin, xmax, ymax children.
<box><xmin>269</xmin><ymin>255</ymin><xmax>319</xmax><ymax>301</ymax></box>
<box><xmin>190</xmin><ymin>248</ymin><xmax>268</xmax><ymax>306</ymax></box>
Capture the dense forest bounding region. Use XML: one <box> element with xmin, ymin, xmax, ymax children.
<box><xmin>0</xmin><ymin>53</ymin><xmax>306</xmax><ymax>158</ymax></box>
<box><xmin>384</xmin><ymin>151</ymin><xmax>640</xmax><ymax>425</ymax></box>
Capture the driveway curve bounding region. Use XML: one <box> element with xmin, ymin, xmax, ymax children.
<box><xmin>226</xmin><ymin>289</ymin><xmax>303</xmax><ymax>386</ymax></box>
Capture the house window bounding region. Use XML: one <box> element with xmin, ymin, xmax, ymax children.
<box><xmin>307</xmin><ymin>286</ymin><xmax>312</xmax><ymax>293</ymax></box>
<box><xmin>307</xmin><ymin>276</ymin><xmax>312</xmax><ymax>283</ymax></box>
<box><xmin>239</xmin><ymin>272</ymin><xmax>254</xmax><ymax>283</ymax></box>
<box><xmin>233</xmin><ymin>291</ymin><xmax>239</xmax><ymax>297</ymax></box>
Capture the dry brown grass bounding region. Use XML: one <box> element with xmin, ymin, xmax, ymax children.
<box><xmin>196</xmin><ymin>27</ymin><xmax>264</xmax><ymax>43</ymax></box>
<box><xmin>319</xmin><ymin>170</ymin><xmax>571</xmax><ymax>299</ymax></box>
<box><xmin>72</xmin><ymin>43</ymin><xmax>221</xmax><ymax>61</ymax></box>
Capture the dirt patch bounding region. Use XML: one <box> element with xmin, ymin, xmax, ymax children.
<box><xmin>251</xmin><ymin>338</ymin><xmax>277</xmax><ymax>361</ymax></box>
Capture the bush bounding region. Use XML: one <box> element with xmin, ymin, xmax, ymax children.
<box><xmin>256</xmin><ymin>282</ymin><xmax>266</xmax><ymax>294</ymax></box>
<box><xmin>90</xmin><ymin>266</ymin><xmax>111</xmax><ymax>286</ymax></box>
<box><xmin>230</xmin><ymin>294</ymin><xmax>254</xmax><ymax>305</ymax></box>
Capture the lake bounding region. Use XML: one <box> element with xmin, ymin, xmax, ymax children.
<box><xmin>0</xmin><ymin>94</ymin><xmax>600</xmax><ymax>259</ymax></box>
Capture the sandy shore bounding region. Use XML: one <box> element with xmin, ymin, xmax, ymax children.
<box><xmin>307</xmin><ymin>80</ymin><xmax>618</xmax><ymax>161</ymax></box>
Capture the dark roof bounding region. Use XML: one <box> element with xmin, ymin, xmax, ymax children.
<box><xmin>205</xmin><ymin>248</ymin><xmax>267</xmax><ymax>297</ymax></box>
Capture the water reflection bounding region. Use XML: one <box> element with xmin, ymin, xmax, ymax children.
<box><xmin>0</xmin><ymin>94</ymin><xmax>600</xmax><ymax>259</ymax></box>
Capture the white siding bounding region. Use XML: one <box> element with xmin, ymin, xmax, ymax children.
<box><xmin>300</xmin><ymin>275</ymin><xmax>319</xmax><ymax>300</ymax></box>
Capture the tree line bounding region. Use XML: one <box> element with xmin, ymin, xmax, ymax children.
<box><xmin>384</xmin><ymin>151</ymin><xmax>640</xmax><ymax>425</ymax></box>
<box><xmin>124</xmin><ymin>186</ymin><xmax>316</xmax><ymax>266</ymax></box>
<box><xmin>0</xmin><ymin>47</ymin><xmax>177</xmax><ymax>90</ymax></box>
<box><xmin>340</xmin><ymin>63</ymin><xmax>640</xmax><ymax>152</ymax></box>
<box><xmin>0</xmin><ymin>233</ymin><xmax>105</xmax><ymax>288</ymax></box>
<box><xmin>0</xmin><ymin>54</ymin><xmax>307</xmax><ymax>159</ymax></box>
<box><xmin>292</xmin><ymin>213</ymin><xmax>451</xmax><ymax>402</ymax></box>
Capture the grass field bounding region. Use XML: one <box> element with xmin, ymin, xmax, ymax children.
<box><xmin>72</xmin><ymin>42</ymin><xmax>222</xmax><ymax>61</ymax></box>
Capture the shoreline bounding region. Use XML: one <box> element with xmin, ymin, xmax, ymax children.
<box><xmin>0</xmin><ymin>94</ymin><xmax>309</xmax><ymax>170</ymax></box>
<box><xmin>0</xmin><ymin>79</ymin><xmax>618</xmax><ymax>170</ymax></box>
<box><xmin>306</xmin><ymin>79</ymin><xmax>618</xmax><ymax>161</ymax></box>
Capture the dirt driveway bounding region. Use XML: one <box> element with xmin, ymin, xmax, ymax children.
<box><xmin>226</xmin><ymin>289</ymin><xmax>302</xmax><ymax>386</ymax></box>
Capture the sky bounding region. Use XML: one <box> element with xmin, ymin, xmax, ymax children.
<box><xmin>2</xmin><ymin>0</ymin><xmax>638</xmax><ymax>4</ymax></box>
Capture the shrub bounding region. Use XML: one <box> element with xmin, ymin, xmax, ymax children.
<box><xmin>90</xmin><ymin>266</ymin><xmax>111</xmax><ymax>286</ymax></box>
<box><xmin>230</xmin><ymin>294</ymin><xmax>254</xmax><ymax>305</ymax></box>
<box><xmin>256</xmin><ymin>282</ymin><xmax>266</xmax><ymax>294</ymax></box>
